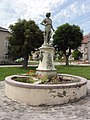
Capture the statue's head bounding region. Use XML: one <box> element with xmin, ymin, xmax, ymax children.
<box><xmin>46</xmin><ymin>12</ymin><xmax>51</xmax><ymax>17</ymax></box>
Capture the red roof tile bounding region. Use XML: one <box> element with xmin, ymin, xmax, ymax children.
<box><xmin>82</xmin><ymin>34</ymin><xmax>90</xmax><ymax>44</ymax></box>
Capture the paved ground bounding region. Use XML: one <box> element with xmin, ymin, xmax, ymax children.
<box><xmin>0</xmin><ymin>81</ymin><xmax>90</xmax><ymax>120</ymax></box>
<box><xmin>0</xmin><ymin>61</ymin><xmax>90</xmax><ymax>67</ymax></box>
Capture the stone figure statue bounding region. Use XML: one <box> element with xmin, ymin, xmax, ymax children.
<box><xmin>41</xmin><ymin>12</ymin><xmax>54</xmax><ymax>45</ymax></box>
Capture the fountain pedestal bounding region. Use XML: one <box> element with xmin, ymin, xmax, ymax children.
<box><xmin>36</xmin><ymin>44</ymin><xmax>57</xmax><ymax>77</ymax></box>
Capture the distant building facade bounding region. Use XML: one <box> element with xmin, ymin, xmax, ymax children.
<box><xmin>0</xmin><ymin>27</ymin><xmax>10</xmax><ymax>63</ymax></box>
<box><xmin>79</xmin><ymin>33</ymin><xmax>90</xmax><ymax>61</ymax></box>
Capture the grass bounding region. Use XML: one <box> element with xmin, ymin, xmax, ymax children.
<box><xmin>28</xmin><ymin>61</ymin><xmax>39</xmax><ymax>65</ymax></box>
<box><xmin>0</xmin><ymin>65</ymin><xmax>90</xmax><ymax>81</ymax></box>
<box><xmin>0</xmin><ymin>67</ymin><xmax>36</xmax><ymax>81</ymax></box>
<box><xmin>56</xmin><ymin>65</ymin><xmax>90</xmax><ymax>80</ymax></box>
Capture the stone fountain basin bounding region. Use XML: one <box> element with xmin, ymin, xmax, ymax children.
<box><xmin>5</xmin><ymin>74</ymin><xmax>87</xmax><ymax>106</ymax></box>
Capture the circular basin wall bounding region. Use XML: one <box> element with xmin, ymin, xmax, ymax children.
<box><xmin>5</xmin><ymin>74</ymin><xmax>87</xmax><ymax>106</ymax></box>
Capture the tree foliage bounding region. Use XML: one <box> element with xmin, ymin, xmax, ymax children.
<box><xmin>53</xmin><ymin>23</ymin><xmax>83</xmax><ymax>65</ymax></box>
<box><xmin>8</xmin><ymin>19</ymin><xmax>43</xmax><ymax>67</ymax></box>
<box><xmin>72</xmin><ymin>49</ymin><xmax>82</xmax><ymax>60</ymax></box>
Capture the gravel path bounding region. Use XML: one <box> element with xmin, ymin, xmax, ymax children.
<box><xmin>0</xmin><ymin>81</ymin><xmax>90</xmax><ymax>120</ymax></box>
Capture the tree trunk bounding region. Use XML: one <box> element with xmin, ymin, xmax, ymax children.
<box><xmin>23</xmin><ymin>54</ymin><xmax>28</xmax><ymax>68</ymax></box>
<box><xmin>66</xmin><ymin>55</ymin><xmax>69</xmax><ymax>65</ymax></box>
<box><xmin>63</xmin><ymin>50</ymin><xmax>69</xmax><ymax>66</ymax></box>
<box><xmin>63</xmin><ymin>49</ymin><xmax>71</xmax><ymax>66</ymax></box>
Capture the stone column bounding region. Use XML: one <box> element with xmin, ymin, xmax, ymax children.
<box><xmin>36</xmin><ymin>44</ymin><xmax>57</xmax><ymax>77</ymax></box>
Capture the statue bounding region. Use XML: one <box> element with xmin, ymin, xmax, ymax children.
<box><xmin>41</xmin><ymin>12</ymin><xmax>54</xmax><ymax>45</ymax></box>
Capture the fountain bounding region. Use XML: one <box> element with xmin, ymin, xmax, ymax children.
<box><xmin>5</xmin><ymin>13</ymin><xmax>87</xmax><ymax>106</ymax></box>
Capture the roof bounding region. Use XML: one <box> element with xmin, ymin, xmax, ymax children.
<box><xmin>0</xmin><ymin>26</ymin><xmax>9</xmax><ymax>32</ymax></box>
<box><xmin>82</xmin><ymin>33</ymin><xmax>90</xmax><ymax>44</ymax></box>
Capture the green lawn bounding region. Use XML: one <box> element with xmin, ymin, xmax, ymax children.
<box><xmin>28</xmin><ymin>61</ymin><xmax>39</xmax><ymax>65</ymax></box>
<box><xmin>0</xmin><ymin>67</ymin><xmax>36</xmax><ymax>81</ymax></box>
<box><xmin>56</xmin><ymin>65</ymin><xmax>90</xmax><ymax>80</ymax></box>
<box><xmin>0</xmin><ymin>65</ymin><xmax>90</xmax><ymax>81</ymax></box>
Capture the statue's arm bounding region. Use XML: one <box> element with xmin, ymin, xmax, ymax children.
<box><xmin>51</xmin><ymin>24</ymin><xmax>55</xmax><ymax>31</ymax></box>
<box><xmin>41</xmin><ymin>19</ymin><xmax>46</xmax><ymax>26</ymax></box>
<box><xmin>51</xmin><ymin>19</ymin><xmax>54</xmax><ymax>31</ymax></box>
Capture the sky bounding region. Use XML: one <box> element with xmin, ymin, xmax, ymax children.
<box><xmin>0</xmin><ymin>0</ymin><xmax>90</xmax><ymax>35</ymax></box>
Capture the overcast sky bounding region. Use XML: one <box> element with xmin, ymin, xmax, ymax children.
<box><xmin>0</xmin><ymin>0</ymin><xmax>90</xmax><ymax>35</ymax></box>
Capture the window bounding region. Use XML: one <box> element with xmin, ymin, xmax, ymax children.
<box><xmin>4</xmin><ymin>52</ymin><xmax>8</xmax><ymax>60</ymax></box>
<box><xmin>4</xmin><ymin>40</ymin><xmax>8</xmax><ymax>48</ymax></box>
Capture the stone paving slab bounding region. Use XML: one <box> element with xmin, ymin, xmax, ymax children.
<box><xmin>0</xmin><ymin>81</ymin><xmax>90</xmax><ymax>120</ymax></box>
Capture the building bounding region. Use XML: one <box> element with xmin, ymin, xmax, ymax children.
<box><xmin>79</xmin><ymin>33</ymin><xmax>90</xmax><ymax>61</ymax></box>
<box><xmin>0</xmin><ymin>26</ymin><xmax>10</xmax><ymax>63</ymax></box>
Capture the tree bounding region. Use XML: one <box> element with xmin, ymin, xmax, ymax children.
<box><xmin>8</xmin><ymin>19</ymin><xmax>43</xmax><ymax>67</ymax></box>
<box><xmin>72</xmin><ymin>49</ymin><xmax>82</xmax><ymax>60</ymax></box>
<box><xmin>53</xmin><ymin>23</ymin><xmax>83</xmax><ymax>65</ymax></box>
